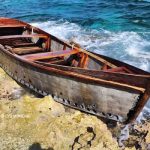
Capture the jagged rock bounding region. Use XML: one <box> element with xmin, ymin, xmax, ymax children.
<box><xmin>0</xmin><ymin>68</ymin><xmax>119</xmax><ymax>150</ymax></box>
<box><xmin>0</xmin><ymin>68</ymin><xmax>26</xmax><ymax>100</ymax></box>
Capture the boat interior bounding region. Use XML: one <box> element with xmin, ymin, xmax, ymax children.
<box><xmin>0</xmin><ymin>18</ymin><xmax>149</xmax><ymax>75</ymax></box>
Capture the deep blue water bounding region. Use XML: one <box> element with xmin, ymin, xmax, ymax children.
<box><xmin>1</xmin><ymin>0</ymin><xmax>150</xmax><ymax>32</ymax></box>
<box><xmin>0</xmin><ymin>0</ymin><xmax>150</xmax><ymax>118</ymax></box>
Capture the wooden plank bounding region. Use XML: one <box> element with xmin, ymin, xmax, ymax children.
<box><xmin>22</xmin><ymin>49</ymin><xmax>78</xmax><ymax>61</ymax></box>
<box><xmin>105</xmin><ymin>67</ymin><xmax>133</xmax><ymax>74</ymax></box>
<box><xmin>78</xmin><ymin>53</ymin><xmax>89</xmax><ymax>68</ymax></box>
<box><xmin>102</xmin><ymin>64</ymin><xmax>108</xmax><ymax>70</ymax></box>
<box><xmin>63</xmin><ymin>45</ymin><xmax>66</xmax><ymax>50</ymax></box>
<box><xmin>12</xmin><ymin>46</ymin><xmax>44</xmax><ymax>55</ymax></box>
<box><xmin>67</xmin><ymin>41</ymin><xmax>117</xmax><ymax>68</ymax></box>
<box><xmin>78</xmin><ymin>53</ymin><xmax>85</xmax><ymax>67</ymax></box>
<box><xmin>123</xmin><ymin>67</ymin><xmax>134</xmax><ymax>74</ymax></box>
<box><xmin>0</xmin><ymin>34</ymin><xmax>48</xmax><ymax>40</ymax></box>
<box><xmin>0</xmin><ymin>24</ymin><xmax>26</xmax><ymax>28</ymax></box>
<box><xmin>45</xmin><ymin>37</ymin><xmax>51</xmax><ymax>51</ymax></box>
<box><xmin>82</xmin><ymin>54</ymin><xmax>89</xmax><ymax>68</ymax></box>
<box><xmin>50</xmin><ymin>59</ymin><xmax>66</xmax><ymax>64</ymax></box>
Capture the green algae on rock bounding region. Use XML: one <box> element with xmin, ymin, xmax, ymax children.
<box><xmin>0</xmin><ymin>95</ymin><xmax>120</xmax><ymax>150</ymax></box>
<box><xmin>0</xmin><ymin>68</ymin><xmax>119</xmax><ymax>150</ymax></box>
<box><xmin>0</xmin><ymin>68</ymin><xmax>150</xmax><ymax>150</ymax></box>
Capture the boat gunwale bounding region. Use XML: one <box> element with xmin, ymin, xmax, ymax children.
<box><xmin>35</xmin><ymin>60</ymin><xmax>150</xmax><ymax>78</ymax></box>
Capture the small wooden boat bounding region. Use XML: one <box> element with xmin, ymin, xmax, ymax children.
<box><xmin>0</xmin><ymin>17</ymin><xmax>150</xmax><ymax>123</ymax></box>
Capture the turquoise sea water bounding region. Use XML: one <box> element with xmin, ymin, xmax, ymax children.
<box><xmin>0</xmin><ymin>0</ymin><xmax>150</xmax><ymax>118</ymax></box>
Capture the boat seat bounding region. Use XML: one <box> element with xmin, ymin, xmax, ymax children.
<box><xmin>21</xmin><ymin>49</ymin><xmax>78</xmax><ymax>61</ymax></box>
<box><xmin>13</xmin><ymin>42</ymin><xmax>36</xmax><ymax>47</ymax></box>
<box><xmin>0</xmin><ymin>34</ymin><xmax>50</xmax><ymax>53</ymax></box>
<box><xmin>12</xmin><ymin>46</ymin><xmax>44</xmax><ymax>55</ymax></box>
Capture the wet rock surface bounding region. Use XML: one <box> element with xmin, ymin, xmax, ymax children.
<box><xmin>0</xmin><ymin>68</ymin><xmax>150</xmax><ymax>150</ymax></box>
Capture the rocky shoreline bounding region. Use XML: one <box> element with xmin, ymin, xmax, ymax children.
<box><xmin>0</xmin><ymin>68</ymin><xmax>149</xmax><ymax>150</ymax></box>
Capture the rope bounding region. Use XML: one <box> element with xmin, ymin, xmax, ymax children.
<box><xmin>72</xmin><ymin>43</ymin><xmax>75</xmax><ymax>50</ymax></box>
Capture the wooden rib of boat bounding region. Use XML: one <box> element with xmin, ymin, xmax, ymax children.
<box><xmin>0</xmin><ymin>17</ymin><xmax>150</xmax><ymax>123</ymax></box>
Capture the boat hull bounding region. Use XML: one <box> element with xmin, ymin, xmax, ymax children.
<box><xmin>0</xmin><ymin>17</ymin><xmax>149</xmax><ymax>123</ymax></box>
<box><xmin>0</xmin><ymin>46</ymin><xmax>140</xmax><ymax>122</ymax></box>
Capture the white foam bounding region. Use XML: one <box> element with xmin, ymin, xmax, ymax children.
<box><xmin>31</xmin><ymin>20</ymin><xmax>81</xmax><ymax>41</ymax></box>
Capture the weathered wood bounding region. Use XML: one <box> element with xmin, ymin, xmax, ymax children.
<box><xmin>34</xmin><ymin>61</ymin><xmax>149</xmax><ymax>90</ymax></box>
<box><xmin>82</xmin><ymin>54</ymin><xmax>89</xmax><ymax>68</ymax></box>
<box><xmin>50</xmin><ymin>59</ymin><xmax>66</xmax><ymax>65</ymax></box>
<box><xmin>78</xmin><ymin>53</ymin><xmax>85</xmax><ymax>67</ymax></box>
<box><xmin>95</xmin><ymin>53</ymin><xmax>150</xmax><ymax>75</ymax></box>
<box><xmin>126</xmin><ymin>82</ymin><xmax>150</xmax><ymax>123</ymax></box>
<box><xmin>12</xmin><ymin>46</ymin><xmax>44</xmax><ymax>55</ymax></box>
<box><xmin>34</xmin><ymin>61</ymin><xmax>145</xmax><ymax>93</ymax></box>
<box><xmin>22</xmin><ymin>49</ymin><xmax>78</xmax><ymax>60</ymax></box>
<box><xmin>0</xmin><ymin>17</ymin><xmax>26</xmax><ymax>25</ymax></box>
<box><xmin>77</xmin><ymin>47</ymin><xmax>117</xmax><ymax>68</ymax></box>
<box><xmin>0</xmin><ymin>34</ymin><xmax>48</xmax><ymax>40</ymax></box>
<box><xmin>0</xmin><ymin>17</ymin><xmax>150</xmax><ymax>124</ymax></box>
<box><xmin>63</xmin><ymin>45</ymin><xmax>66</xmax><ymax>50</ymax></box>
<box><xmin>13</xmin><ymin>42</ymin><xmax>35</xmax><ymax>47</ymax></box>
<box><xmin>46</xmin><ymin>37</ymin><xmax>51</xmax><ymax>51</ymax></box>
<box><xmin>105</xmin><ymin>67</ymin><xmax>133</xmax><ymax>73</ymax></box>
<box><xmin>0</xmin><ymin>24</ymin><xmax>26</xmax><ymax>28</ymax></box>
<box><xmin>102</xmin><ymin>64</ymin><xmax>108</xmax><ymax>70</ymax></box>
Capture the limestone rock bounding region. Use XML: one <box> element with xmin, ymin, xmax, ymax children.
<box><xmin>0</xmin><ymin>68</ymin><xmax>119</xmax><ymax>150</ymax></box>
<box><xmin>1</xmin><ymin>66</ymin><xmax>150</xmax><ymax>150</ymax></box>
